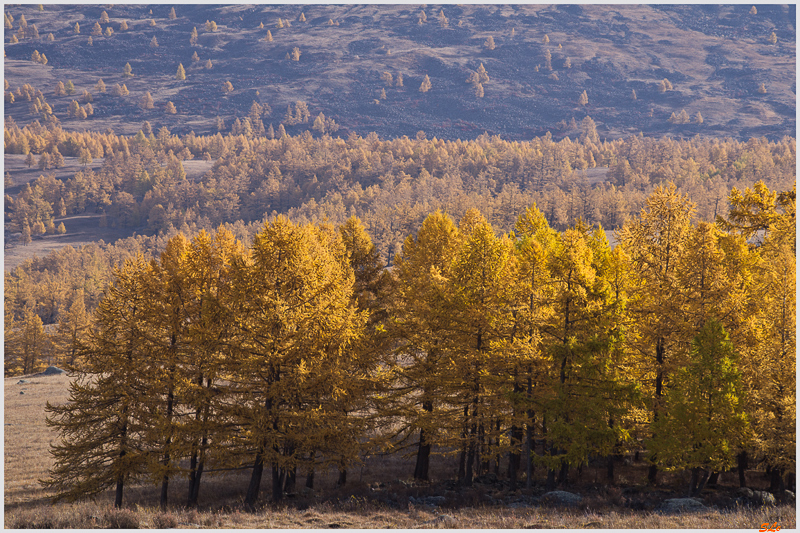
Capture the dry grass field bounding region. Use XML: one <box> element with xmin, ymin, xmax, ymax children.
<box><xmin>4</xmin><ymin>372</ymin><xmax>796</xmax><ymax>529</ymax></box>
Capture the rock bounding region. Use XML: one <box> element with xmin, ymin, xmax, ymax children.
<box><xmin>17</xmin><ymin>379</ymin><xmax>28</xmax><ymax>384</ymax></box>
<box><xmin>737</xmin><ymin>488</ymin><xmax>777</xmax><ymax>507</ymax></box>
<box><xmin>657</xmin><ymin>498</ymin><xmax>708</xmax><ymax>513</ymax></box>
<box><xmin>541</xmin><ymin>491</ymin><xmax>582</xmax><ymax>506</ymax></box>
<box><xmin>19</xmin><ymin>391</ymin><xmax>24</xmax><ymax>395</ymax></box>
<box><xmin>753</xmin><ymin>491</ymin><xmax>776</xmax><ymax>507</ymax></box>
<box><xmin>42</xmin><ymin>365</ymin><xmax>66</xmax><ymax>375</ymax></box>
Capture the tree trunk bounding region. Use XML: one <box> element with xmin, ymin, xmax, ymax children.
<box><xmin>707</xmin><ymin>471</ymin><xmax>719</xmax><ymax>487</ymax></box>
<box><xmin>244</xmin><ymin>452</ymin><xmax>265</xmax><ymax>510</ymax></box>
<box><xmin>525</xmin><ymin>376</ymin><xmax>534</xmax><ymax>489</ymax></box>
<box><xmin>607</xmin><ymin>455</ymin><xmax>615</xmax><ymax>484</ymax></box>
<box><xmin>285</xmin><ymin>465</ymin><xmax>297</xmax><ymax>493</ymax></box>
<box><xmin>737</xmin><ymin>451</ymin><xmax>748</xmax><ymax>488</ymax></box>
<box><xmin>272</xmin><ymin>463</ymin><xmax>284</xmax><ymax>502</ymax></box>
<box><xmin>508</xmin><ymin>414</ymin><xmax>522</xmax><ymax>490</ymax></box>
<box><xmin>305</xmin><ymin>467</ymin><xmax>315</xmax><ymax>489</ymax></box>
<box><xmin>414</xmin><ymin>400</ymin><xmax>433</xmax><ymax>481</ymax></box>
<box><xmin>115</xmin><ymin>475</ymin><xmax>124</xmax><ymax>509</ymax></box>
<box><xmin>769</xmin><ymin>467</ymin><xmax>785</xmax><ymax>497</ymax></box>
<box><xmin>337</xmin><ymin>468</ymin><xmax>347</xmax><ymax>487</ymax></box>
<box><xmin>688</xmin><ymin>467</ymin><xmax>699</xmax><ymax>497</ymax></box>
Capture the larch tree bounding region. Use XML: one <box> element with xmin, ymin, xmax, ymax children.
<box><xmin>390</xmin><ymin>210</ymin><xmax>461</xmax><ymax>481</ymax></box>
<box><xmin>617</xmin><ymin>183</ymin><xmax>695</xmax><ymax>484</ymax></box>
<box><xmin>649</xmin><ymin>320</ymin><xmax>748</xmax><ymax>496</ymax></box>
<box><xmin>228</xmin><ymin>217</ymin><xmax>365</xmax><ymax>509</ymax></box>
<box><xmin>123</xmin><ymin>62</ymin><xmax>133</xmax><ymax>77</ymax></box>
<box><xmin>43</xmin><ymin>257</ymin><xmax>153</xmax><ymax>508</ymax></box>
<box><xmin>419</xmin><ymin>74</ymin><xmax>432</xmax><ymax>93</ymax></box>
<box><xmin>484</xmin><ymin>36</ymin><xmax>496</xmax><ymax>50</ymax></box>
<box><xmin>176</xmin><ymin>63</ymin><xmax>186</xmax><ymax>80</ymax></box>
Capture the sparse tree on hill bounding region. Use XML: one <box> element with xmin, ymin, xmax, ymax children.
<box><xmin>83</xmin><ymin>103</ymin><xmax>93</xmax><ymax>116</ymax></box>
<box><xmin>190</xmin><ymin>26</ymin><xmax>197</xmax><ymax>45</ymax></box>
<box><xmin>47</xmin><ymin>32</ymin><xmax>54</xmax><ymax>41</ymax></box>
<box><xmin>82</xmin><ymin>89</ymin><xmax>93</xmax><ymax>103</ymax></box>
<box><xmin>474</xmin><ymin>83</ymin><xmax>484</xmax><ymax>98</ymax></box>
<box><xmin>140</xmin><ymin>92</ymin><xmax>154</xmax><ymax>110</ymax></box>
<box><xmin>484</xmin><ymin>36</ymin><xmax>496</xmax><ymax>50</ymax></box>
<box><xmin>216</xmin><ymin>116</ymin><xmax>225</xmax><ymax>131</ymax></box>
<box><xmin>169</xmin><ymin>7</ymin><xmax>176</xmax><ymax>20</ymax></box>
<box><xmin>9</xmin><ymin>34</ymin><xmax>18</xmax><ymax>43</ymax></box>
<box><xmin>76</xmin><ymin>106</ymin><xmax>87</xmax><ymax>120</ymax></box>
<box><xmin>150</xmin><ymin>36</ymin><xmax>159</xmax><ymax>47</ymax></box>
<box><xmin>205</xmin><ymin>59</ymin><xmax>212</xmax><ymax>69</ymax></box>
<box><xmin>20</xmin><ymin>222</ymin><xmax>32</xmax><ymax>245</ymax></box>
<box><xmin>149</xmin><ymin>19</ymin><xmax>156</xmax><ymax>27</ymax></box>
<box><xmin>222</xmin><ymin>81</ymin><xmax>234</xmax><ymax>93</ymax></box>
<box><xmin>73</xmin><ymin>22</ymin><xmax>80</xmax><ymax>34</ymax></box>
<box><xmin>396</xmin><ymin>73</ymin><xmax>404</xmax><ymax>87</ymax></box>
<box><xmin>205</xmin><ymin>20</ymin><xmax>217</xmax><ymax>32</ymax></box>
<box><xmin>419</xmin><ymin>74</ymin><xmax>432</xmax><ymax>93</ymax></box>
<box><xmin>123</xmin><ymin>63</ymin><xmax>133</xmax><ymax>77</ymax></box>
<box><xmin>549</xmin><ymin>72</ymin><xmax>559</xmax><ymax>81</ymax></box>
<box><xmin>438</xmin><ymin>9</ymin><xmax>448</xmax><ymax>27</ymax></box>
<box><xmin>658</xmin><ymin>79</ymin><xmax>667</xmax><ymax>93</ymax></box>
<box><xmin>19</xmin><ymin>14</ymin><xmax>27</xmax><ymax>28</ymax></box>
<box><xmin>631</xmin><ymin>89</ymin><xmax>637</xmax><ymax>100</ymax></box>
<box><xmin>30</xmin><ymin>24</ymin><xmax>39</xmax><ymax>39</ymax></box>
<box><xmin>164</xmin><ymin>101</ymin><xmax>177</xmax><ymax>114</ymax></box>
<box><xmin>176</xmin><ymin>63</ymin><xmax>186</xmax><ymax>80</ymax></box>
<box><xmin>87</xmin><ymin>36</ymin><xmax>93</xmax><ymax>46</ymax></box>
<box><xmin>191</xmin><ymin>51</ymin><xmax>199</xmax><ymax>62</ymax></box>
<box><xmin>55</xmin><ymin>81</ymin><xmax>66</xmax><ymax>96</ymax></box>
<box><xmin>100</xmin><ymin>10</ymin><xmax>110</xmax><ymax>23</ymax></box>
<box><xmin>78</xmin><ymin>147</ymin><xmax>93</xmax><ymax>167</ymax></box>
<box><xmin>65</xmin><ymin>80</ymin><xmax>75</xmax><ymax>95</ymax></box>
<box><xmin>277</xmin><ymin>18</ymin><xmax>284</xmax><ymax>29</ymax></box>
<box><xmin>92</xmin><ymin>22</ymin><xmax>102</xmax><ymax>36</ymax></box>
<box><xmin>3</xmin><ymin>14</ymin><xmax>11</xmax><ymax>29</ymax></box>
<box><xmin>120</xmin><ymin>20</ymin><xmax>128</xmax><ymax>31</ymax></box>
<box><xmin>544</xmin><ymin>48</ymin><xmax>552</xmax><ymax>70</ymax></box>
<box><xmin>299</xmin><ymin>12</ymin><xmax>306</xmax><ymax>22</ymax></box>
<box><xmin>259</xmin><ymin>22</ymin><xmax>264</xmax><ymax>29</ymax></box>
<box><xmin>265</xmin><ymin>30</ymin><xmax>273</xmax><ymax>42</ymax></box>
<box><xmin>579</xmin><ymin>90</ymin><xmax>588</xmax><ymax>106</ymax></box>
<box><xmin>564</xmin><ymin>57</ymin><xmax>571</xmax><ymax>68</ymax></box>
<box><xmin>381</xmin><ymin>71</ymin><xmax>393</xmax><ymax>87</ymax></box>
<box><xmin>105</xmin><ymin>27</ymin><xmax>113</xmax><ymax>37</ymax></box>
<box><xmin>768</xmin><ymin>32</ymin><xmax>777</xmax><ymax>45</ymax></box>
<box><xmin>379</xmin><ymin>88</ymin><xmax>387</xmax><ymax>100</ymax></box>
<box><xmin>543</xmin><ymin>34</ymin><xmax>550</xmax><ymax>44</ymax></box>
<box><xmin>291</xmin><ymin>47</ymin><xmax>301</xmax><ymax>61</ymax></box>
<box><xmin>31</xmin><ymin>50</ymin><xmax>41</xmax><ymax>62</ymax></box>
<box><xmin>694</xmin><ymin>112</ymin><xmax>703</xmax><ymax>124</ymax></box>
<box><xmin>749</xmin><ymin>6</ymin><xmax>757</xmax><ymax>15</ymax></box>
<box><xmin>95</xmin><ymin>79</ymin><xmax>106</xmax><ymax>93</ymax></box>
<box><xmin>57</xmin><ymin>222</ymin><xmax>66</xmax><ymax>234</ymax></box>
<box><xmin>758</xmin><ymin>83</ymin><xmax>766</xmax><ymax>94</ymax></box>
<box><xmin>25</xmin><ymin>152</ymin><xmax>34</xmax><ymax>168</ymax></box>
<box><xmin>112</xmin><ymin>83</ymin><xmax>129</xmax><ymax>96</ymax></box>
<box><xmin>328</xmin><ymin>18</ymin><xmax>335</xmax><ymax>26</ymax></box>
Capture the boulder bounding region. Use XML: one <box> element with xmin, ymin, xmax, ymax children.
<box><xmin>541</xmin><ymin>491</ymin><xmax>582</xmax><ymax>506</ymax></box>
<box><xmin>42</xmin><ymin>366</ymin><xmax>66</xmax><ymax>375</ymax></box>
<box><xmin>657</xmin><ymin>498</ymin><xmax>707</xmax><ymax>513</ymax></box>
<box><xmin>736</xmin><ymin>488</ymin><xmax>777</xmax><ymax>507</ymax></box>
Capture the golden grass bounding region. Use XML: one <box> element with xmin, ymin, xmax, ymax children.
<box><xmin>5</xmin><ymin>374</ymin><xmax>796</xmax><ymax>529</ymax></box>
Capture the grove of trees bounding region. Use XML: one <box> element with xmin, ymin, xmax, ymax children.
<box><xmin>37</xmin><ymin>181</ymin><xmax>795</xmax><ymax>509</ymax></box>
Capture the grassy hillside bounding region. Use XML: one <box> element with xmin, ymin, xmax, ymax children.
<box><xmin>3</xmin><ymin>4</ymin><xmax>796</xmax><ymax>140</ymax></box>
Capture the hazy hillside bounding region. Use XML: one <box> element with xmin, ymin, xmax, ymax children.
<box><xmin>3</xmin><ymin>4</ymin><xmax>796</xmax><ymax>140</ymax></box>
